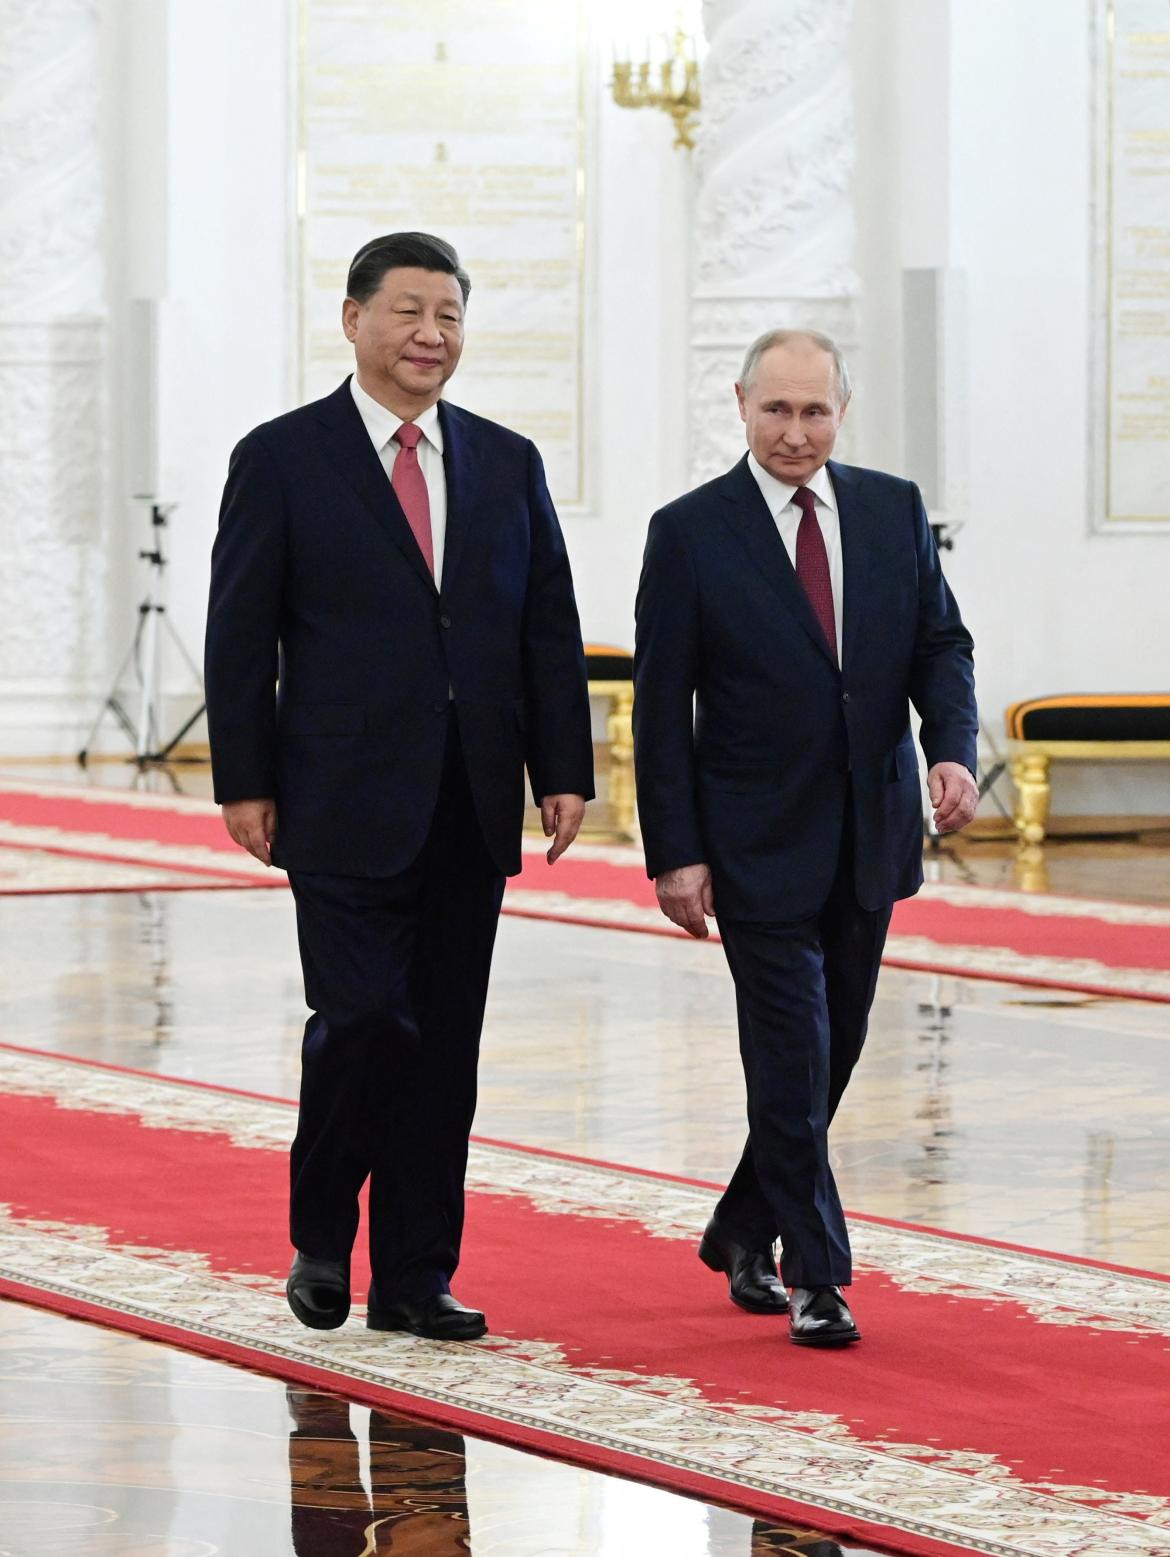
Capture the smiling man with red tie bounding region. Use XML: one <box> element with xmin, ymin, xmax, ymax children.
<box><xmin>633</xmin><ymin>329</ymin><xmax>978</xmax><ymax>1347</ymax></box>
<box><xmin>205</xmin><ymin>232</ymin><xmax>593</xmax><ymax>1341</ymax></box>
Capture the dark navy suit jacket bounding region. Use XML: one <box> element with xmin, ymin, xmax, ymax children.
<box><xmin>633</xmin><ymin>456</ymin><xmax>977</xmax><ymax>921</ymax></box>
<box><xmin>205</xmin><ymin>378</ymin><xmax>594</xmax><ymax>878</ymax></box>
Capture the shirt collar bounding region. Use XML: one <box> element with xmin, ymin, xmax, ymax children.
<box><xmin>350</xmin><ymin>374</ymin><xmax>444</xmax><ymax>454</ymax></box>
<box><xmin>746</xmin><ymin>452</ymin><xmax>836</xmax><ymax>519</ymax></box>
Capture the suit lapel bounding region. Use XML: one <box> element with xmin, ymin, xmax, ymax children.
<box><xmin>436</xmin><ymin>400</ymin><xmax>475</xmax><ymax>594</ymax></box>
<box><xmin>717</xmin><ymin>456</ymin><xmax>837</xmax><ymax>667</ymax></box>
<box><xmin>313</xmin><ymin>379</ymin><xmax>437</xmax><ymax>594</ymax></box>
<box><xmin>828</xmin><ymin>460</ymin><xmax>875</xmax><ymax>676</ymax></box>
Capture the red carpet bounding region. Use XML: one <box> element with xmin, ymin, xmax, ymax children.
<box><xmin>2</xmin><ymin>1044</ymin><xmax>1170</xmax><ymax>1557</ymax></box>
<box><xmin>2</xmin><ymin>778</ymin><xmax>1170</xmax><ymax>1000</ymax></box>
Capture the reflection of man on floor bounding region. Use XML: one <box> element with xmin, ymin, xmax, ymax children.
<box><xmin>634</xmin><ymin>330</ymin><xmax>977</xmax><ymax>1346</ymax></box>
<box><xmin>752</xmin><ymin>1526</ymin><xmax>857</xmax><ymax>1556</ymax></box>
<box><xmin>206</xmin><ymin>231</ymin><xmax>594</xmax><ymax>1342</ymax></box>
<box><xmin>287</xmin><ymin>1388</ymin><xmax>470</xmax><ymax>1554</ymax></box>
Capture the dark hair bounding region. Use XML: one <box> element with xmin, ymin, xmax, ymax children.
<box><xmin>346</xmin><ymin>231</ymin><xmax>471</xmax><ymax>306</ymax></box>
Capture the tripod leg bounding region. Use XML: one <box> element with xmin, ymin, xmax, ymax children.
<box><xmin>977</xmin><ymin>760</ymin><xmax>1012</xmax><ymax>821</ymax></box>
<box><xmin>136</xmin><ymin>603</ymin><xmax>162</xmax><ymax>764</ymax></box>
<box><xmin>78</xmin><ymin>630</ymin><xmax>144</xmax><ymax>763</ymax></box>
<box><xmin>156</xmin><ymin>703</ymin><xmax>206</xmax><ymax>760</ymax></box>
<box><xmin>151</xmin><ymin>611</ymin><xmax>207</xmax><ymax>760</ymax></box>
<box><xmin>161</xmin><ymin>611</ymin><xmax>205</xmax><ymax>688</ymax></box>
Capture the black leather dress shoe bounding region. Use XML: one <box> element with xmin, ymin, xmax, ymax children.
<box><xmin>788</xmin><ymin>1285</ymin><xmax>860</xmax><ymax>1346</ymax></box>
<box><xmin>698</xmin><ymin>1220</ymin><xmax>789</xmax><ymax>1314</ymax></box>
<box><xmin>367</xmin><ymin>1292</ymin><xmax>487</xmax><ymax>1341</ymax></box>
<box><xmin>286</xmin><ymin>1252</ymin><xmax>350</xmax><ymax>1330</ymax></box>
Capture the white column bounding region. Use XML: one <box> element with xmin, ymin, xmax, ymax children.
<box><xmin>0</xmin><ymin>0</ymin><xmax>107</xmax><ymax>748</ymax></box>
<box><xmin>690</xmin><ymin>0</ymin><xmax>858</xmax><ymax>483</ymax></box>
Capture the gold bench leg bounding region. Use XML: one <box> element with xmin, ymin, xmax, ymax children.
<box><xmin>606</xmin><ymin>686</ymin><xmax>636</xmax><ymax>841</ymax></box>
<box><xmin>1010</xmin><ymin>752</ymin><xmax>1051</xmax><ymax>846</ymax></box>
<box><xmin>1014</xmin><ymin>844</ymin><xmax>1050</xmax><ymax>893</ymax></box>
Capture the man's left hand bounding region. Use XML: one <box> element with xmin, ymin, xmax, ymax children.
<box><xmin>928</xmin><ymin>762</ymin><xmax>979</xmax><ymax>833</ymax></box>
<box><xmin>540</xmin><ymin>793</ymin><xmax>587</xmax><ymax>863</ymax></box>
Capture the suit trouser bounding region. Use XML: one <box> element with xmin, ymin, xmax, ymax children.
<box><xmin>714</xmin><ymin>811</ymin><xmax>893</xmax><ymax>1289</ymax></box>
<box><xmin>286</xmin><ymin>714</ymin><xmax>506</xmax><ymax>1302</ymax></box>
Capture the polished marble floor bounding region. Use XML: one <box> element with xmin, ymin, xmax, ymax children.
<box><xmin>0</xmin><ymin>1304</ymin><xmax>882</xmax><ymax>1557</ymax></box>
<box><xmin>1</xmin><ymin>765</ymin><xmax>1168</xmax><ymax>1553</ymax></box>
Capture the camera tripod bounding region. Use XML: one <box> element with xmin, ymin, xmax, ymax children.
<box><xmin>79</xmin><ymin>503</ymin><xmax>207</xmax><ymax>769</ymax></box>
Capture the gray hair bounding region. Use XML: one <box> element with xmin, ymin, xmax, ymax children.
<box><xmin>739</xmin><ymin>329</ymin><xmax>852</xmax><ymax>405</ymax></box>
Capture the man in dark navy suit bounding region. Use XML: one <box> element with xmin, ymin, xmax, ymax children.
<box><xmin>633</xmin><ymin>330</ymin><xmax>977</xmax><ymax>1346</ymax></box>
<box><xmin>205</xmin><ymin>232</ymin><xmax>593</xmax><ymax>1340</ymax></box>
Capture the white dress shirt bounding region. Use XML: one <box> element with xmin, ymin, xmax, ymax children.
<box><xmin>746</xmin><ymin>454</ymin><xmax>843</xmax><ymax>666</ymax></box>
<box><xmin>350</xmin><ymin>374</ymin><xmax>448</xmax><ymax>587</ymax></box>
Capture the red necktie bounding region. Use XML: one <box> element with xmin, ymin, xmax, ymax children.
<box><xmin>793</xmin><ymin>486</ymin><xmax>837</xmax><ymax>662</ymax></box>
<box><xmin>391</xmin><ymin>422</ymin><xmax>435</xmax><ymax>577</ymax></box>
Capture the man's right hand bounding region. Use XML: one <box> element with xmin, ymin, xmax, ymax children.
<box><xmin>655</xmin><ymin>863</ymin><xmax>715</xmax><ymax>939</ymax></box>
<box><xmin>221</xmin><ymin>798</ymin><xmax>278</xmax><ymax>866</ymax></box>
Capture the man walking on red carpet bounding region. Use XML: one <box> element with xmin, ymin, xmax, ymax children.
<box><xmin>633</xmin><ymin>329</ymin><xmax>978</xmax><ymax>1346</ymax></box>
<box><xmin>205</xmin><ymin>231</ymin><xmax>594</xmax><ymax>1341</ymax></box>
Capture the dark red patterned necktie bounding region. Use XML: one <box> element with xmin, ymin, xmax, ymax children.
<box><xmin>391</xmin><ymin>422</ymin><xmax>435</xmax><ymax>577</ymax></box>
<box><xmin>793</xmin><ymin>485</ymin><xmax>837</xmax><ymax>661</ymax></box>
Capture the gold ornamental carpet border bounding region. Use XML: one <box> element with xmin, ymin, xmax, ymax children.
<box><xmin>3</xmin><ymin>1046</ymin><xmax>1170</xmax><ymax>1557</ymax></box>
<box><xmin>2</xmin><ymin>778</ymin><xmax>1170</xmax><ymax>1001</ymax></box>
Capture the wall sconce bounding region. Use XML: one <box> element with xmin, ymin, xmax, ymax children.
<box><xmin>611</xmin><ymin>27</ymin><xmax>701</xmax><ymax>151</ymax></box>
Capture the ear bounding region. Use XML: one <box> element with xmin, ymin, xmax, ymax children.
<box><xmin>341</xmin><ymin>297</ymin><xmax>361</xmax><ymax>342</ymax></box>
<box><xmin>734</xmin><ymin>382</ymin><xmax>747</xmax><ymax>423</ymax></box>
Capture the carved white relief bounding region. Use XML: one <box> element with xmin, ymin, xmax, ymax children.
<box><xmin>0</xmin><ymin>536</ymin><xmax>108</xmax><ymax>682</ymax></box>
<box><xmin>0</xmin><ymin>0</ymin><xmax>96</xmax><ymax>81</ymax></box>
<box><xmin>689</xmin><ymin>0</ymin><xmax>858</xmax><ymax>484</ymax></box>
<box><xmin>695</xmin><ymin>0</ymin><xmax>856</xmax><ymax>297</ymax></box>
<box><xmin>0</xmin><ymin>0</ymin><xmax>107</xmax><ymax>691</ymax></box>
<box><xmin>0</xmin><ymin>324</ymin><xmax>104</xmax><ymax>545</ymax></box>
<box><xmin>690</xmin><ymin>296</ymin><xmax>857</xmax><ymax>349</ymax></box>
<box><xmin>0</xmin><ymin>1</ymin><xmax>103</xmax><ymax>315</ymax></box>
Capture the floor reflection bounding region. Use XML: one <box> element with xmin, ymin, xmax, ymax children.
<box><xmin>909</xmin><ymin>974</ymin><xmax>955</xmax><ymax>1190</ymax></box>
<box><xmin>750</xmin><ymin>1534</ymin><xmax>855</xmax><ymax>1556</ymax></box>
<box><xmin>282</xmin><ymin>1383</ymin><xmax>880</xmax><ymax>1556</ymax></box>
<box><xmin>0</xmin><ymin>1301</ymin><xmax>886</xmax><ymax>1556</ymax></box>
<box><xmin>137</xmin><ymin>891</ymin><xmax>175</xmax><ymax>1044</ymax></box>
<box><xmin>287</xmin><ymin>1388</ymin><xmax>470</xmax><ymax>1555</ymax></box>
<box><xmin>2</xmin><ymin>774</ymin><xmax>1168</xmax><ymax>1551</ymax></box>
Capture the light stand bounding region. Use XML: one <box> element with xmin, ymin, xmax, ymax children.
<box><xmin>79</xmin><ymin>502</ymin><xmax>207</xmax><ymax>769</ymax></box>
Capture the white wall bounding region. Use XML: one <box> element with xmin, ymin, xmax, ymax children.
<box><xmin>19</xmin><ymin>0</ymin><xmax>1169</xmax><ymax>814</ymax></box>
<box><xmin>854</xmin><ymin>0</ymin><xmax>1169</xmax><ymax>814</ymax></box>
<box><xmin>155</xmin><ymin>0</ymin><xmax>295</xmax><ymax>700</ymax></box>
<box><xmin>69</xmin><ymin>0</ymin><xmax>294</xmax><ymax>759</ymax></box>
<box><xmin>947</xmin><ymin>0</ymin><xmax>1170</xmax><ymax>812</ymax></box>
<box><xmin>0</xmin><ymin>1</ymin><xmax>109</xmax><ymax>756</ymax></box>
<box><xmin>129</xmin><ymin>2</ymin><xmax>688</xmax><ymax>726</ymax></box>
<box><xmin>570</xmin><ymin>73</ymin><xmax>691</xmax><ymax>649</ymax></box>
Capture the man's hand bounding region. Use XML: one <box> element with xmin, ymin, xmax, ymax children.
<box><xmin>540</xmin><ymin>793</ymin><xmax>587</xmax><ymax>864</ymax></box>
<box><xmin>221</xmin><ymin>798</ymin><xmax>278</xmax><ymax>865</ymax></box>
<box><xmin>655</xmin><ymin>863</ymin><xmax>715</xmax><ymax>939</ymax></box>
<box><xmin>928</xmin><ymin>762</ymin><xmax>978</xmax><ymax>834</ymax></box>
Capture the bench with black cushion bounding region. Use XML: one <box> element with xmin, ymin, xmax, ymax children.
<box><xmin>1005</xmin><ymin>694</ymin><xmax>1170</xmax><ymax>844</ymax></box>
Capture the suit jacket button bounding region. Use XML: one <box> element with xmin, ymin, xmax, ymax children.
<box><xmin>841</xmin><ymin>691</ymin><xmax>851</xmax><ymax>703</ymax></box>
<box><xmin>439</xmin><ymin>614</ymin><xmax>452</xmax><ymax>629</ymax></box>
<box><xmin>432</xmin><ymin>702</ymin><xmax>447</xmax><ymax>713</ymax></box>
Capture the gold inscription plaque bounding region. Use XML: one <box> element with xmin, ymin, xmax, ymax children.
<box><xmin>298</xmin><ymin>0</ymin><xmax>588</xmax><ymax>505</ymax></box>
<box><xmin>1099</xmin><ymin>1</ymin><xmax>1170</xmax><ymax>526</ymax></box>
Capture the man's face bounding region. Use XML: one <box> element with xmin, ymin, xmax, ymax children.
<box><xmin>735</xmin><ymin>343</ymin><xmax>848</xmax><ymax>486</ymax></box>
<box><xmin>342</xmin><ymin>267</ymin><xmax>465</xmax><ymax>410</ymax></box>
